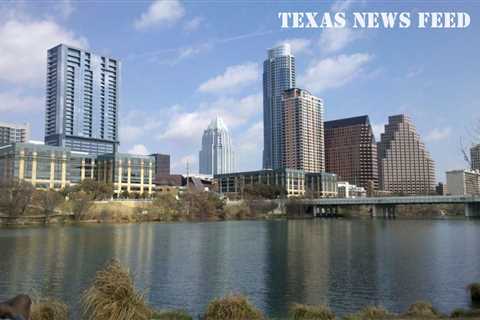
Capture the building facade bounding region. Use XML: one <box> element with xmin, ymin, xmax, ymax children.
<box><xmin>45</xmin><ymin>44</ymin><xmax>120</xmax><ymax>155</ymax></box>
<box><xmin>377</xmin><ymin>114</ymin><xmax>435</xmax><ymax>195</ymax></box>
<box><xmin>337</xmin><ymin>181</ymin><xmax>367</xmax><ymax>198</ymax></box>
<box><xmin>446</xmin><ymin>169</ymin><xmax>480</xmax><ymax>196</ymax></box>
<box><xmin>152</xmin><ymin>153</ymin><xmax>170</xmax><ymax>177</ymax></box>
<box><xmin>215</xmin><ymin>169</ymin><xmax>337</xmax><ymax>198</ymax></box>
<box><xmin>324</xmin><ymin>115</ymin><xmax>378</xmax><ymax>190</ymax></box>
<box><xmin>0</xmin><ymin>122</ymin><xmax>30</xmax><ymax>146</ymax></box>
<box><xmin>0</xmin><ymin>143</ymin><xmax>94</xmax><ymax>189</ymax></box>
<box><xmin>96</xmin><ymin>153</ymin><xmax>154</xmax><ymax>196</ymax></box>
<box><xmin>283</xmin><ymin>88</ymin><xmax>324</xmax><ymax>173</ymax></box>
<box><xmin>263</xmin><ymin>44</ymin><xmax>296</xmax><ymax>170</ymax></box>
<box><xmin>199</xmin><ymin>117</ymin><xmax>235</xmax><ymax>176</ymax></box>
<box><xmin>471</xmin><ymin>144</ymin><xmax>480</xmax><ymax>171</ymax></box>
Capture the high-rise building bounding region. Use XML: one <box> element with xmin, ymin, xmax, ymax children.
<box><xmin>199</xmin><ymin>117</ymin><xmax>235</xmax><ymax>176</ymax></box>
<box><xmin>263</xmin><ymin>43</ymin><xmax>295</xmax><ymax>170</ymax></box>
<box><xmin>377</xmin><ymin>114</ymin><xmax>435</xmax><ymax>195</ymax></box>
<box><xmin>44</xmin><ymin>44</ymin><xmax>120</xmax><ymax>155</ymax></box>
<box><xmin>324</xmin><ymin>115</ymin><xmax>378</xmax><ymax>190</ymax></box>
<box><xmin>446</xmin><ymin>169</ymin><xmax>480</xmax><ymax>196</ymax></box>
<box><xmin>282</xmin><ymin>88</ymin><xmax>324</xmax><ymax>173</ymax></box>
<box><xmin>471</xmin><ymin>144</ymin><xmax>480</xmax><ymax>171</ymax></box>
<box><xmin>0</xmin><ymin>122</ymin><xmax>30</xmax><ymax>145</ymax></box>
<box><xmin>152</xmin><ymin>153</ymin><xmax>170</xmax><ymax>177</ymax></box>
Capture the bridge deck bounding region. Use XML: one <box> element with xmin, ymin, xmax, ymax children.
<box><xmin>302</xmin><ymin>196</ymin><xmax>480</xmax><ymax>206</ymax></box>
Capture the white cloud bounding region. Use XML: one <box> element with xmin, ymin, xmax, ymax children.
<box><xmin>128</xmin><ymin>144</ymin><xmax>150</xmax><ymax>155</ymax></box>
<box><xmin>198</xmin><ymin>62</ymin><xmax>259</xmax><ymax>93</ymax></box>
<box><xmin>172</xmin><ymin>153</ymin><xmax>197</xmax><ymax>174</ymax></box>
<box><xmin>54</xmin><ymin>0</ymin><xmax>75</xmax><ymax>19</ymax></box>
<box><xmin>157</xmin><ymin>93</ymin><xmax>261</xmax><ymax>143</ymax></box>
<box><xmin>299</xmin><ymin>53</ymin><xmax>372</xmax><ymax>93</ymax></box>
<box><xmin>425</xmin><ymin>127</ymin><xmax>452</xmax><ymax>142</ymax></box>
<box><xmin>134</xmin><ymin>0</ymin><xmax>185</xmax><ymax>30</ymax></box>
<box><xmin>406</xmin><ymin>66</ymin><xmax>424</xmax><ymax>78</ymax></box>
<box><xmin>319</xmin><ymin>28</ymin><xmax>362</xmax><ymax>54</ymax></box>
<box><xmin>330</xmin><ymin>0</ymin><xmax>355</xmax><ymax>11</ymax></box>
<box><xmin>0</xmin><ymin>18</ymin><xmax>87</xmax><ymax>86</ymax></box>
<box><xmin>184</xmin><ymin>16</ymin><xmax>203</xmax><ymax>32</ymax></box>
<box><xmin>0</xmin><ymin>91</ymin><xmax>44</xmax><ymax>113</ymax></box>
<box><xmin>276</xmin><ymin>38</ymin><xmax>312</xmax><ymax>55</ymax></box>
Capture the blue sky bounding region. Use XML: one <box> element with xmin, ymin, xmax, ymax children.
<box><xmin>0</xmin><ymin>0</ymin><xmax>479</xmax><ymax>182</ymax></box>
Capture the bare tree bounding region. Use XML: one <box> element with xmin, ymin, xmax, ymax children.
<box><xmin>34</xmin><ymin>189</ymin><xmax>64</xmax><ymax>224</ymax></box>
<box><xmin>0</xmin><ymin>180</ymin><xmax>35</xmax><ymax>217</ymax></box>
<box><xmin>460</xmin><ymin>118</ymin><xmax>480</xmax><ymax>168</ymax></box>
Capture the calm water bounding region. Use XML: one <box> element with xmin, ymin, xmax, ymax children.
<box><xmin>1</xmin><ymin>219</ymin><xmax>480</xmax><ymax>318</ymax></box>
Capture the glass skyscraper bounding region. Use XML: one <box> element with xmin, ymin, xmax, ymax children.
<box><xmin>263</xmin><ymin>43</ymin><xmax>296</xmax><ymax>169</ymax></box>
<box><xmin>44</xmin><ymin>44</ymin><xmax>120</xmax><ymax>155</ymax></box>
<box><xmin>199</xmin><ymin>117</ymin><xmax>235</xmax><ymax>176</ymax></box>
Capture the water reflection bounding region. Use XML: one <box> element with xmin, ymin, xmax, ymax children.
<box><xmin>0</xmin><ymin>220</ymin><xmax>479</xmax><ymax>319</ymax></box>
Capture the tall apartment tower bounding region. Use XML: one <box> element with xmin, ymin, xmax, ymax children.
<box><xmin>45</xmin><ymin>44</ymin><xmax>120</xmax><ymax>155</ymax></box>
<box><xmin>199</xmin><ymin>117</ymin><xmax>235</xmax><ymax>176</ymax></box>
<box><xmin>377</xmin><ymin>114</ymin><xmax>435</xmax><ymax>195</ymax></box>
<box><xmin>263</xmin><ymin>43</ymin><xmax>295</xmax><ymax>170</ymax></box>
<box><xmin>0</xmin><ymin>122</ymin><xmax>30</xmax><ymax>145</ymax></box>
<box><xmin>324</xmin><ymin>116</ymin><xmax>378</xmax><ymax>190</ymax></box>
<box><xmin>471</xmin><ymin>144</ymin><xmax>480</xmax><ymax>171</ymax></box>
<box><xmin>282</xmin><ymin>88</ymin><xmax>324</xmax><ymax>173</ymax></box>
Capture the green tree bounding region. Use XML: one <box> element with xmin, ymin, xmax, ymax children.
<box><xmin>0</xmin><ymin>180</ymin><xmax>35</xmax><ymax>217</ymax></box>
<box><xmin>74</xmin><ymin>179</ymin><xmax>113</xmax><ymax>200</ymax></box>
<box><xmin>243</xmin><ymin>184</ymin><xmax>286</xmax><ymax>200</ymax></box>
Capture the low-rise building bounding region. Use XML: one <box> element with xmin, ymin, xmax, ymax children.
<box><xmin>0</xmin><ymin>143</ymin><xmax>157</xmax><ymax>196</ymax></box>
<box><xmin>337</xmin><ymin>181</ymin><xmax>367</xmax><ymax>198</ymax></box>
<box><xmin>446</xmin><ymin>169</ymin><xmax>480</xmax><ymax>196</ymax></box>
<box><xmin>0</xmin><ymin>143</ymin><xmax>94</xmax><ymax>189</ymax></box>
<box><xmin>215</xmin><ymin>169</ymin><xmax>337</xmax><ymax>198</ymax></box>
<box><xmin>96</xmin><ymin>153</ymin><xmax>155</xmax><ymax>196</ymax></box>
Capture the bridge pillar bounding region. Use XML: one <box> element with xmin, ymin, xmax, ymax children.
<box><xmin>465</xmin><ymin>203</ymin><xmax>480</xmax><ymax>217</ymax></box>
<box><xmin>373</xmin><ymin>205</ymin><xmax>396</xmax><ymax>219</ymax></box>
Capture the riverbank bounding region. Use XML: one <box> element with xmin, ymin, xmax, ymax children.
<box><xmin>23</xmin><ymin>260</ymin><xmax>480</xmax><ymax>320</ymax></box>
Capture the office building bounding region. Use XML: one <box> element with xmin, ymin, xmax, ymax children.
<box><xmin>199</xmin><ymin>117</ymin><xmax>235</xmax><ymax>176</ymax></box>
<box><xmin>325</xmin><ymin>115</ymin><xmax>378</xmax><ymax>190</ymax></box>
<box><xmin>377</xmin><ymin>114</ymin><xmax>435</xmax><ymax>195</ymax></box>
<box><xmin>263</xmin><ymin>43</ymin><xmax>296</xmax><ymax>170</ymax></box>
<box><xmin>45</xmin><ymin>44</ymin><xmax>120</xmax><ymax>155</ymax></box>
<box><xmin>436</xmin><ymin>182</ymin><xmax>447</xmax><ymax>195</ymax></box>
<box><xmin>215</xmin><ymin>169</ymin><xmax>337</xmax><ymax>198</ymax></box>
<box><xmin>96</xmin><ymin>153</ymin><xmax>155</xmax><ymax>196</ymax></box>
<box><xmin>0</xmin><ymin>122</ymin><xmax>30</xmax><ymax>145</ymax></box>
<box><xmin>283</xmin><ymin>88</ymin><xmax>324</xmax><ymax>173</ymax></box>
<box><xmin>446</xmin><ymin>169</ymin><xmax>480</xmax><ymax>196</ymax></box>
<box><xmin>471</xmin><ymin>144</ymin><xmax>480</xmax><ymax>171</ymax></box>
<box><xmin>152</xmin><ymin>153</ymin><xmax>170</xmax><ymax>177</ymax></box>
<box><xmin>337</xmin><ymin>181</ymin><xmax>367</xmax><ymax>198</ymax></box>
<box><xmin>0</xmin><ymin>143</ymin><xmax>94</xmax><ymax>189</ymax></box>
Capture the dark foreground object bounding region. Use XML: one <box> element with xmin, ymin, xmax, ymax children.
<box><xmin>0</xmin><ymin>294</ymin><xmax>31</xmax><ymax>320</ymax></box>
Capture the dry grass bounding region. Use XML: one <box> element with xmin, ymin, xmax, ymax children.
<box><xmin>289</xmin><ymin>303</ymin><xmax>335</xmax><ymax>320</ymax></box>
<box><xmin>151</xmin><ymin>309</ymin><xmax>193</xmax><ymax>319</ymax></box>
<box><xmin>82</xmin><ymin>259</ymin><xmax>153</xmax><ymax>320</ymax></box>
<box><xmin>402</xmin><ymin>301</ymin><xmax>442</xmax><ymax>318</ymax></box>
<box><xmin>203</xmin><ymin>294</ymin><xmax>264</xmax><ymax>320</ymax></box>
<box><xmin>344</xmin><ymin>305</ymin><xmax>392</xmax><ymax>319</ymax></box>
<box><xmin>30</xmin><ymin>298</ymin><xmax>68</xmax><ymax>320</ymax></box>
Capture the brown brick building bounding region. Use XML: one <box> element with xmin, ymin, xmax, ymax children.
<box><xmin>377</xmin><ymin>114</ymin><xmax>435</xmax><ymax>195</ymax></box>
<box><xmin>324</xmin><ymin>115</ymin><xmax>378</xmax><ymax>191</ymax></box>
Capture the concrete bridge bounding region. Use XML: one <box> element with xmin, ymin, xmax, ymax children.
<box><xmin>297</xmin><ymin>196</ymin><xmax>480</xmax><ymax>218</ymax></box>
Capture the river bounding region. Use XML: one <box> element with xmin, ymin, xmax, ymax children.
<box><xmin>0</xmin><ymin>219</ymin><xmax>479</xmax><ymax>318</ymax></box>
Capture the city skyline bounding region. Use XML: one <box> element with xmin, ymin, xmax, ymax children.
<box><xmin>0</xmin><ymin>1</ymin><xmax>479</xmax><ymax>180</ymax></box>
